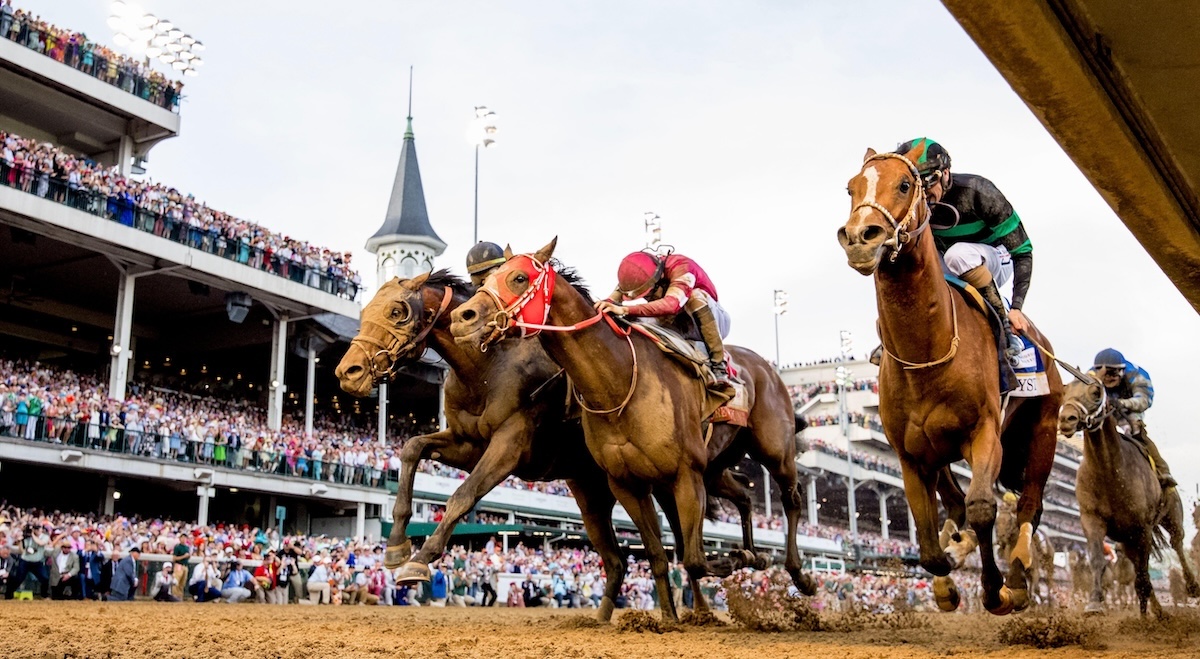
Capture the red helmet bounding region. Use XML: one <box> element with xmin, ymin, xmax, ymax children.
<box><xmin>617</xmin><ymin>252</ymin><xmax>664</xmax><ymax>299</ymax></box>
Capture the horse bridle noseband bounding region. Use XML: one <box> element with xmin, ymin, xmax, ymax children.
<box><xmin>1062</xmin><ymin>374</ymin><xmax>1112</xmax><ymax>432</ymax></box>
<box><xmin>352</xmin><ymin>286</ymin><xmax>453</xmax><ymax>384</ymax></box>
<box><xmin>852</xmin><ymin>152</ymin><xmax>933</xmax><ymax>262</ymax></box>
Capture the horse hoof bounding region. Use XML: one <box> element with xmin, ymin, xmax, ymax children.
<box><xmin>933</xmin><ymin>576</ymin><xmax>960</xmax><ymax>612</ymax></box>
<box><xmin>752</xmin><ymin>553</ymin><xmax>772</xmax><ymax>571</ymax></box>
<box><xmin>794</xmin><ymin>572</ymin><xmax>818</xmax><ymax>597</ymax></box>
<box><xmin>1009</xmin><ymin>588</ymin><xmax>1031</xmax><ymax>613</ymax></box>
<box><xmin>987</xmin><ymin>586</ymin><xmax>1016</xmax><ymax>616</ymax></box>
<box><xmin>729</xmin><ymin>549</ymin><xmax>755</xmax><ymax>568</ymax></box>
<box><xmin>383</xmin><ymin>541</ymin><xmax>413</xmax><ymax>569</ymax></box>
<box><xmin>395</xmin><ymin>561</ymin><xmax>431</xmax><ymax>583</ymax></box>
<box><xmin>596</xmin><ymin>596</ymin><xmax>615</xmax><ymax>623</ymax></box>
<box><xmin>1083</xmin><ymin>602</ymin><xmax>1106</xmax><ymax>616</ymax></box>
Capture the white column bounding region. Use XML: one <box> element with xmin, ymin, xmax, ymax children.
<box><xmin>908</xmin><ymin>507</ymin><xmax>917</xmax><ymax>546</ymax></box>
<box><xmin>806</xmin><ymin>476</ymin><xmax>818</xmax><ymax>525</ymax></box>
<box><xmin>197</xmin><ymin>486</ymin><xmax>214</xmax><ymax>526</ymax></box>
<box><xmin>437</xmin><ymin>380</ymin><xmax>447</xmax><ymax>430</ymax></box>
<box><xmin>117</xmin><ymin>134</ymin><xmax>134</xmax><ymax>177</ymax></box>
<box><xmin>762</xmin><ymin>465</ymin><xmax>772</xmax><ymax>519</ymax></box>
<box><xmin>377</xmin><ymin>383</ymin><xmax>388</xmax><ymax>444</ymax></box>
<box><xmin>356</xmin><ymin>502</ymin><xmax>366</xmax><ymax>541</ymax></box>
<box><xmin>268</xmin><ymin>315</ymin><xmax>288</xmax><ymax>430</ymax></box>
<box><xmin>502</xmin><ymin>533</ymin><xmax>509</xmax><ymax>553</ymax></box>
<box><xmin>305</xmin><ymin>346</ymin><xmax>316</xmax><ymax>437</ymax></box>
<box><xmin>108</xmin><ymin>271</ymin><xmax>136</xmax><ymax>402</ymax></box>
<box><xmin>847</xmin><ymin>478</ymin><xmax>858</xmax><ymax>538</ymax></box>
<box><xmin>103</xmin><ymin>476</ymin><xmax>117</xmax><ymax>516</ymax></box>
<box><xmin>879</xmin><ymin>490</ymin><xmax>890</xmax><ymax>541</ymax></box>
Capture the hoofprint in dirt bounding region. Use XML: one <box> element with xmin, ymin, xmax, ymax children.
<box><xmin>5</xmin><ymin>601</ymin><xmax>1198</xmax><ymax>659</ymax></box>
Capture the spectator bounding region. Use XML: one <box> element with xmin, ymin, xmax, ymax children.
<box><xmin>506</xmin><ymin>581</ymin><xmax>525</xmax><ymax>608</ymax></box>
<box><xmin>49</xmin><ymin>540</ymin><xmax>80</xmax><ymax>599</ymax></box>
<box><xmin>188</xmin><ymin>555</ymin><xmax>222</xmax><ymax>602</ymax></box>
<box><xmin>429</xmin><ymin>562</ymin><xmax>448</xmax><ymax>607</ymax></box>
<box><xmin>254</xmin><ymin>551</ymin><xmax>285</xmax><ymax>604</ymax></box>
<box><xmin>150</xmin><ymin>563</ymin><xmax>181</xmax><ymax>602</ymax></box>
<box><xmin>304</xmin><ymin>555</ymin><xmax>331</xmax><ymax>605</ymax></box>
<box><xmin>0</xmin><ymin>544</ymin><xmax>17</xmax><ymax>598</ymax></box>
<box><xmin>107</xmin><ymin>547</ymin><xmax>140</xmax><ymax>601</ymax></box>
<box><xmin>17</xmin><ymin>523</ymin><xmax>50</xmax><ymax>597</ymax></box>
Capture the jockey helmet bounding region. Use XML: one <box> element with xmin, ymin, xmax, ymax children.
<box><xmin>466</xmin><ymin>241</ymin><xmax>506</xmax><ymax>275</ymax></box>
<box><xmin>616</xmin><ymin>251</ymin><xmax>666</xmax><ymax>299</ymax></box>
<box><xmin>1092</xmin><ymin>348</ymin><xmax>1126</xmax><ymax>370</ymax></box>
<box><xmin>895</xmin><ymin>138</ymin><xmax>951</xmax><ymax>186</ymax></box>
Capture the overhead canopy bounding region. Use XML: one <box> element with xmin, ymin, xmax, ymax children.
<box><xmin>942</xmin><ymin>0</ymin><xmax>1200</xmax><ymax>313</ymax></box>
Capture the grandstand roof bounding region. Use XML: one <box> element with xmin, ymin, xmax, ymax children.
<box><xmin>365</xmin><ymin>116</ymin><xmax>446</xmax><ymax>255</ymax></box>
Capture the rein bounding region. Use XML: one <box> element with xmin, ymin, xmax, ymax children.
<box><xmin>482</xmin><ymin>255</ymin><xmax>638</xmax><ymax>416</ymax></box>
<box><xmin>352</xmin><ymin>286</ymin><xmax>453</xmax><ymax>384</ymax></box>
<box><xmin>853</xmin><ymin>152</ymin><xmax>932</xmax><ymax>262</ymax></box>
<box><xmin>878</xmin><ymin>282</ymin><xmax>960</xmax><ymax>370</ymax></box>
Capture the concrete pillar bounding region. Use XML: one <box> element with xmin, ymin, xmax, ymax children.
<box><xmin>197</xmin><ymin>486</ymin><xmax>213</xmax><ymax>527</ymax></box>
<box><xmin>908</xmin><ymin>507</ymin><xmax>917</xmax><ymax>546</ymax></box>
<box><xmin>268</xmin><ymin>315</ymin><xmax>288</xmax><ymax>430</ymax></box>
<box><xmin>377</xmin><ymin>383</ymin><xmax>388</xmax><ymax>444</ymax></box>
<box><xmin>806</xmin><ymin>476</ymin><xmax>818</xmax><ymax>525</ymax></box>
<box><xmin>305</xmin><ymin>346</ymin><xmax>316</xmax><ymax>438</ymax></box>
<box><xmin>762</xmin><ymin>466</ymin><xmax>772</xmax><ymax>519</ymax></box>
<box><xmin>356</xmin><ymin>502</ymin><xmax>366</xmax><ymax>541</ymax></box>
<box><xmin>437</xmin><ymin>379</ymin><xmax>447</xmax><ymax>430</ymax></box>
<box><xmin>502</xmin><ymin>533</ymin><xmax>509</xmax><ymax>553</ymax></box>
<box><xmin>846</xmin><ymin>478</ymin><xmax>858</xmax><ymax>539</ymax></box>
<box><xmin>108</xmin><ymin>271</ymin><xmax>136</xmax><ymax>402</ymax></box>
<box><xmin>879</xmin><ymin>490</ymin><xmax>890</xmax><ymax>541</ymax></box>
<box><xmin>103</xmin><ymin>476</ymin><xmax>117</xmax><ymax>516</ymax></box>
<box><xmin>117</xmin><ymin>133</ymin><xmax>134</xmax><ymax>177</ymax></box>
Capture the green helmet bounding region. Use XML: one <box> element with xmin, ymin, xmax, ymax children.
<box><xmin>895</xmin><ymin>138</ymin><xmax>951</xmax><ymax>184</ymax></box>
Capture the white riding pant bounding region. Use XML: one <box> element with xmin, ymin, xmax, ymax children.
<box><xmin>941</xmin><ymin>243</ymin><xmax>1013</xmax><ymax>288</ymax></box>
<box><xmin>688</xmin><ymin>290</ymin><xmax>731</xmax><ymax>338</ymax></box>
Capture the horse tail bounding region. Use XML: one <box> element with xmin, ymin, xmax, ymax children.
<box><xmin>793</xmin><ymin>414</ymin><xmax>810</xmax><ymax>453</ymax></box>
<box><xmin>794</xmin><ymin>413</ymin><xmax>808</xmax><ymax>435</ymax></box>
<box><xmin>1150</xmin><ymin>487</ymin><xmax>1182</xmax><ymax>559</ymax></box>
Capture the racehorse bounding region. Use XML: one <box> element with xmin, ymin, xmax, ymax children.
<box><xmin>335</xmin><ymin>271</ymin><xmax>631</xmax><ymax>620</ymax></box>
<box><xmin>334</xmin><ymin>270</ymin><xmax>784</xmax><ymax>620</ymax></box>
<box><xmin>1058</xmin><ymin>375</ymin><xmax>1200</xmax><ymax>616</ymax></box>
<box><xmin>997</xmin><ymin>496</ymin><xmax>1057</xmax><ymax>606</ymax></box>
<box><xmin>449</xmin><ymin>239</ymin><xmax>816</xmax><ymax>622</ymax></box>
<box><xmin>837</xmin><ymin>146</ymin><xmax>1063</xmax><ymax>615</ymax></box>
<box><xmin>1104</xmin><ymin>545</ymin><xmax>1136</xmax><ymax>609</ymax></box>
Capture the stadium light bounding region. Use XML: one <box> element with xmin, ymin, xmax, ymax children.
<box><xmin>772</xmin><ymin>289</ymin><xmax>788</xmax><ymax>367</ymax></box>
<box><xmin>468</xmin><ymin>105</ymin><xmax>499</xmax><ymax>243</ymax></box>
<box><xmin>108</xmin><ymin>9</ymin><xmax>204</xmax><ymax>78</ymax></box>
<box><xmin>644</xmin><ymin>212</ymin><xmax>661</xmax><ymax>250</ymax></box>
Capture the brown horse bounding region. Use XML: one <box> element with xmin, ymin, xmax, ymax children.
<box><xmin>1058</xmin><ymin>376</ymin><xmax>1200</xmax><ymax>616</ymax></box>
<box><xmin>450</xmin><ymin>239</ymin><xmax>816</xmax><ymax>622</ymax></box>
<box><xmin>334</xmin><ymin>271</ymin><xmax>629</xmax><ymax>621</ymax></box>
<box><xmin>997</xmin><ymin>495</ymin><xmax>1057</xmax><ymax>606</ymax></box>
<box><xmin>837</xmin><ymin>146</ymin><xmax>1063</xmax><ymax>615</ymax></box>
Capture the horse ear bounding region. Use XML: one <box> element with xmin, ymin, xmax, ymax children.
<box><xmin>863</xmin><ymin>147</ymin><xmax>877</xmax><ymax>163</ymax></box>
<box><xmin>409</xmin><ymin>271</ymin><xmax>431</xmax><ymax>289</ymax></box>
<box><xmin>503</xmin><ymin>244</ymin><xmax>514</xmax><ymax>260</ymax></box>
<box><xmin>534</xmin><ymin>236</ymin><xmax>558</xmax><ymax>264</ymax></box>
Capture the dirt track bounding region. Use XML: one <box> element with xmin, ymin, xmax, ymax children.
<box><xmin>3</xmin><ymin>601</ymin><xmax>1197</xmax><ymax>659</ymax></box>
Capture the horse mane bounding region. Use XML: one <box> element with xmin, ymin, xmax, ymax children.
<box><xmin>552</xmin><ymin>260</ymin><xmax>593</xmax><ymax>303</ymax></box>
<box><xmin>424</xmin><ymin>269</ymin><xmax>475</xmax><ymax>298</ymax></box>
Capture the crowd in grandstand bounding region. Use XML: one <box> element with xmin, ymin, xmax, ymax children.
<box><xmin>1</xmin><ymin>3</ymin><xmax>184</xmax><ymax>111</ymax></box>
<box><xmin>807</xmin><ymin>437</ymin><xmax>902</xmax><ymax>478</ymax></box>
<box><xmin>788</xmin><ymin>378</ymin><xmax>878</xmax><ymax>407</ymax></box>
<box><xmin>0</xmin><ymin>130</ymin><xmax>361</xmax><ymax>298</ymax></box>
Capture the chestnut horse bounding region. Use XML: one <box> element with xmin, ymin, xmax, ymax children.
<box><xmin>450</xmin><ymin>239</ymin><xmax>816</xmax><ymax>622</ymax></box>
<box><xmin>1058</xmin><ymin>375</ymin><xmax>1200</xmax><ymax>616</ymax></box>
<box><xmin>837</xmin><ymin>146</ymin><xmax>1063</xmax><ymax>615</ymax></box>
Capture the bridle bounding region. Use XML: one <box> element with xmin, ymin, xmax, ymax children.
<box><xmin>852</xmin><ymin>152</ymin><xmax>932</xmax><ymax>262</ymax></box>
<box><xmin>351</xmin><ymin>285</ymin><xmax>453</xmax><ymax>384</ymax></box>
<box><xmin>1061</xmin><ymin>374</ymin><xmax>1111</xmax><ymax>432</ymax></box>
<box><xmin>478</xmin><ymin>254</ymin><xmax>637</xmax><ymax>416</ymax></box>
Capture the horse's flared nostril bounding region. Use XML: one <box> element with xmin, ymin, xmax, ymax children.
<box><xmin>460</xmin><ymin>308</ymin><xmax>477</xmax><ymax>323</ymax></box>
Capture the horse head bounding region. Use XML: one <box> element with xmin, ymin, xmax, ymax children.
<box><xmin>837</xmin><ymin>144</ymin><xmax>932</xmax><ymax>275</ymax></box>
<box><xmin>1057</xmin><ymin>376</ymin><xmax>1106</xmax><ymax>436</ymax></box>
<box><xmin>452</xmin><ymin>238</ymin><xmax>558</xmax><ymax>352</ymax></box>
<box><xmin>336</xmin><ymin>271</ymin><xmax>454</xmax><ymax>396</ymax></box>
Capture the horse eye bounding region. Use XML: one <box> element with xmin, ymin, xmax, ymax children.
<box><xmin>515</xmin><ymin>274</ymin><xmax>527</xmax><ymax>284</ymax></box>
<box><xmin>392</xmin><ymin>303</ymin><xmax>411</xmax><ymax>322</ymax></box>
<box><xmin>899</xmin><ymin>180</ymin><xmax>912</xmax><ymax>194</ymax></box>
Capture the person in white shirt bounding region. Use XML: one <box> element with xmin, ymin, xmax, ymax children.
<box><xmin>306</xmin><ymin>556</ymin><xmax>331</xmax><ymax>604</ymax></box>
<box><xmin>189</xmin><ymin>556</ymin><xmax>222</xmax><ymax>602</ymax></box>
<box><xmin>151</xmin><ymin>563</ymin><xmax>180</xmax><ymax>602</ymax></box>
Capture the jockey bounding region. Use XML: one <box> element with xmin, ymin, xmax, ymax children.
<box><xmin>872</xmin><ymin>138</ymin><xmax>1030</xmax><ymax>365</ymax></box>
<box><xmin>594</xmin><ymin>250</ymin><xmax>734</xmax><ymax>391</ymax></box>
<box><xmin>1092</xmin><ymin>348</ymin><xmax>1175</xmax><ymax>488</ymax></box>
<box><xmin>465</xmin><ymin>241</ymin><xmax>507</xmax><ymax>289</ymax></box>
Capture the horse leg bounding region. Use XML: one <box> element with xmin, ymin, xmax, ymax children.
<box><xmin>398</xmin><ymin>428</ymin><xmax>523</xmax><ymax>582</ymax></box>
<box><xmin>1162</xmin><ymin>488</ymin><xmax>1200</xmax><ymax>598</ymax></box>
<box><xmin>964</xmin><ymin>422</ymin><xmax>1009</xmax><ymax>615</ymax></box>
<box><xmin>935</xmin><ymin>465</ymin><xmax>967</xmax><ymax>530</ymax></box>
<box><xmin>1129</xmin><ymin>535</ymin><xmax>1163</xmax><ymax>618</ymax></box>
<box><xmin>899</xmin><ymin>458</ymin><xmax>953</xmax><ymax>576</ymax></box>
<box><xmin>708</xmin><ymin>469</ymin><xmax>757</xmax><ymax>570</ymax></box>
<box><xmin>1005</xmin><ymin>400</ymin><xmax>1056</xmax><ymax>612</ymax></box>
<box><xmin>386</xmin><ymin>429</ymin><xmax>458</xmax><ymax>569</ymax></box>
<box><xmin>655</xmin><ymin>486</ymin><xmax>708</xmax><ymax>612</ymax></box>
<box><xmin>610</xmin><ymin>477</ymin><xmax>678</xmax><ymax>622</ymax></box>
<box><xmin>671</xmin><ymin>466</ymin><xmax>714</xmax><ymax>617</ymax></box>
<box><xmin>1082</xmin><ymin>514</ymin><xmax>1108</xmax><ymax>615</ymax></box>
<box><xmin>566</xmin><ymin>476</ymin><xmax>626</xmax><ymax>623</ymax></box>
<box><xmin>756</xmin><ymin>433</ymin><xmax>815</xmax><ymax>596</ymax></box>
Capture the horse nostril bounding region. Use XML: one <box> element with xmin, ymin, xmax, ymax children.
<box><xmin>345</xmin><ymin>365</ymin><xmax>362</xmax><ymax>378</ymax></box>
<box><xmin>863</xmin><ymin>226</ymin><xmax>884</xmax><ymax>242</ymax></box>
<box><xmin>461</xmin><ymin>309</ymin><xmax>476</xmax><ymax>323</ymax></box>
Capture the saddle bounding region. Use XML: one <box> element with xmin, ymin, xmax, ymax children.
<box><xmin>616</xmin><ymin>318</ymin><xmax>749</xmax><ymax>426</ymax></box>
<box><xmin>943</xmin><ymin>275</ymin><xmax>1049</xmax><ymax>398</ymax></box>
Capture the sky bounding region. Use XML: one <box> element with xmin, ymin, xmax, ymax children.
<box><xmin>33</xmin><ymin>1</ymin><xmax>1200</xmax><ymax>519</ymax></box>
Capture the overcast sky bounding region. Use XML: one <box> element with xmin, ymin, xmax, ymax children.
<box><xmin>39</xmin><ymin>1</ymin><xmax>1200</xmax><ymax>519</ymax></box>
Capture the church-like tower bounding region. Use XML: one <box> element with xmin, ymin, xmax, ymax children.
<box><xmin>365</xmin><ymin>81</ymin><xmax>445</xmax><ymax>287</ymax></box>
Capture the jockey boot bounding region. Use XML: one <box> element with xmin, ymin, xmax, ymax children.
<box><xmin>976</xmin><ymin>279</ymin><xmax>1024</xmax><ymax>360</ymax></box>
<box><xmin>1138</xmin><ymin>427</ymin><xmax>1178</xmax><ymax>489</ymax></box>
<box><xmin>692</xmin><ymin>305</ymin><xmax>735</xmax><ymax>392</ymax></box>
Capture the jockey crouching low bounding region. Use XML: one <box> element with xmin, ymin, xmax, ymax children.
<box><xmin>1092</xmin><ymin>348</ymin><xmax>1176</xmax><ymax>489</ymax></box>
<box><xmin>466</xmin><ymin>241</ymin><xmax>507</xmax><ymax>289</ymax></box>
<box><xmin>871</xmin><ymin>138</ymin><xmax>1030</xmax><ymax>367</ymax></box>
<box><xmin>595</xmin><ymin>250</ymin><xmax>736</xmax><ymax>395</ymax></box>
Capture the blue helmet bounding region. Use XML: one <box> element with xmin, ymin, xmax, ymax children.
<box><xmin>1092</xmin><ymin>348</ymin><xmax>1126</xmax><ymax>370</ymax></box>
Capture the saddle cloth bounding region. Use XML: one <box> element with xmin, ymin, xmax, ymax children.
<box><xmin>620</xmin><ymin>318</ymin><xmax>748</xmax><ymax>426</ymax></box>
<box><xmin>942</xmin><ymin>275</ymin><xmax>1049</xmax><ymax>398</ymax></box>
